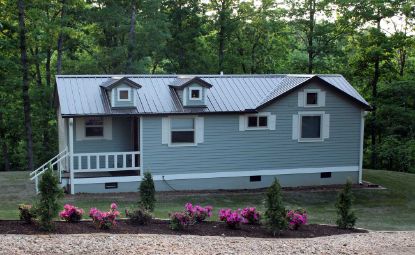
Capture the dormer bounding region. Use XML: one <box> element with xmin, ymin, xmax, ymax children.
<box><xmin>100</xmin><ymin>77</ymin><xmax>141</xmax><ymax>108</ymax></box>
<box><xmin>170</xmin><ymin>77</ymin><xmax>212</xmax><ymax>107</ymax></box>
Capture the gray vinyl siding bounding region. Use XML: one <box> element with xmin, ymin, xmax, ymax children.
<box><xmin>142</xmin><ymin>81</ymin><xmax>362</xmax><ymax>176</ymax></box>
<box><xmin>73</xmin><ymin>117</ymin><xmax>133</xmax><ymax>153</ymax></box>
<box><xmin>112</xmin><ymin>84</ymin><xmax>135</xmax><ymax>108</ymax></box>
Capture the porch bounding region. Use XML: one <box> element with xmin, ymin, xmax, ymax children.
<box><xmin>30</xmin><ymin>116</ymin><xmax>142</xmax><ymax>194</ymax></box>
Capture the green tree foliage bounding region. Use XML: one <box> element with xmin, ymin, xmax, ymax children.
<box><xmin>265</xmin><ymin>178</ymin><xmax>288</xmax><ymax>236</ymax></box>
<box><xmin>35</xmin><ymin>167</ymin><xmax>64</xmax><ymax>231</ymax></box>
<box><xmin>0</xmin><ymin>0</ymin><xmax>415</xmax><ymax>173</ymax></box>
<box><xmin>139</xmin><ymin>172</ymin><xmax>156</xmax><ymax>212</ymax></box>
<box><xmin>335</xmin><ymin>180</ymin><xmax>357</xmax><ymax>229</ymax></box>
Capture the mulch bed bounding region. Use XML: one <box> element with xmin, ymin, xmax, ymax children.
<box><xmin>0</xmin><ymin>220</ymin><xmax>367</xmax><ymax>238</ymax></box>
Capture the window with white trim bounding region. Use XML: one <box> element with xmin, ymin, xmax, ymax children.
<box><xmin>299</xmin><ymin>89</ymin><xmax>325</xmax><ymax>107</ymax></box>
<box><xmin>300</xmin><ymin>115</ymin><xmax>322</xmax><ymax>140</ymax></box>
<box><xmin>170</xmin><ymin>117</ymin><xmax>195</xmax><ymax>144</ymax></box>
<box><xmin>247</xmin><ymin>115</ymin><xmax>268</xmax><ymax>129</ymax></box>
<box><xmin>189</xmin><ymin>88</ymin><xmax>202</xmax><ymax>100</ymax></box>
<box><xmin>85</xmin><ymin>117</ymin><xmax>104</xmax><ymax>137</ymax></box>
<box><xmin>292</xmin><ymin>111</ymin><xmax>329</xmax><ymax>142</ymax></box>
<box><xmin>118</xmin><ymin>88</ymin><xmax>130</xmax><ymax>101</ymax></box>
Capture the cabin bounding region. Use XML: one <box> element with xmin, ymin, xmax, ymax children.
<box><xmin>31</xmin><ymin>74</ymin><xmax>370</xmax><ymax>194</ymax></box>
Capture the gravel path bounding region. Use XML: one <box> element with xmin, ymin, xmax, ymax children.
<box><xmin>0</xmin><ymin>231</ymin><xmax>414</xmax><ymax>255</ymax></box>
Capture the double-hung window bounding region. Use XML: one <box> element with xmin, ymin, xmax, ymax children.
<box><xmin>170</xmin><ymin>118</ymin><xmax>195</xmax><ymax>144</ymax></box>
<box><xmin>85</xmin><ymin>117</ymin><xmax>104</xmax><ymax>137</ymax></box>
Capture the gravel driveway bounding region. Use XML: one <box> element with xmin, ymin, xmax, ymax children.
<box><xmin>0</xmin><ymin>231</ymin><xmax>414</xmax><ymax>255</ymax></box>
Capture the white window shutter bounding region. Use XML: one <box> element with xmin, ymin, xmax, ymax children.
<box><xmin>269</xmin><ymin>114</ymin><xmax>276</xmax><ymax>130</ymax></box>
<box><xmin>195</xmin><ymin>117</ymin><xmax>204</xmax><ymax>143</ymax></box>
<box><xmin>104</xmin><ymin>117</ymin><xmax>113</xmax><ymax>140</ymax></box>
<box><xmin>239</xmin><ymin>115</ymin><xmax>246</xmax><ymax>131</ymax></box>
<box><xmin>161</xmin><ymin>117</ymin><xmax>170</xmax><ymax>144</ymax></box>
<box><xmin>75</xmin><ymin>118</ymin><xmax>84</xmax><ymax>141</ymax></box>
<box><xmin>298</xmin><ymin>92</ymin><xmax>304</xmax><ymax>107</ymax></box>
<box><xmin>319</xmin><ymin>91</ymin><xmax>326</xmax><ymax>107</ymax></box>
<box><xmin>292</xmin><ymin>114</ymin><xmax>299</xmax><ymax>140</ymax></box>
<box><xmin>323</xmin><ymin>114</ymin><xmax>330</xmax><ymax>139</ymax></box>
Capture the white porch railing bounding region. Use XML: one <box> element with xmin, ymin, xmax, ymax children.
<box><xmin>30</xmin><ymin>147</ymin><xmax>69</xmax><ymax>193</ymax></box>
<box><xmin>72</xmin><ymin>151</ymin><xmax>140</xmax><ymax>173</ymax></box>
<box><xmin>30</xmin><ymin>150</ymin><xmax>140</xmax><ymax>194</ymax></box>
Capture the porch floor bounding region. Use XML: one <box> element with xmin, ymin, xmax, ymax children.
<box><xmin>63</xmin><ymin>170</ymin><xmax>140</xmax><ymax>179</ymax></box>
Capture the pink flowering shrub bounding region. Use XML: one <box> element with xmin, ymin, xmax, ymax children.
<box><xmin>169</xmin><ymin>211</ymin><xmax>192</xmax><ymax>230</ymax></box>
<box><xmin>89</xmin><ymin>203</ymin><xmax>120</xmax><ymax>229</ymax></box>
<box><xmin>59</xmin><ymin>204</ymin><xmax>84</xmax><ymax>223</ymax></box>
<box><xmin>184</xmin><ymin>203</ymin><xmax>213</xmax><ymax>222</ymax></box>
<box><xmin>219</xmin><ymin>208</ymin><xmax>243</xmax><ymax>229</ymax></box>
<box><xmin>286</xmin><ymin>209</ymin><xmax>308</xmax><ymax>230</ymax></box>
<box><xmin>241</xmin><ymin>207</ymin><xmax>261</xmax><ymax>224</ymax></box>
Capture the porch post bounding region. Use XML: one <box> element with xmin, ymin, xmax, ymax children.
<box><xmin>69</xmin><ymin>118</ymin><xmax>75</xmax><ymax>194</ymax></box>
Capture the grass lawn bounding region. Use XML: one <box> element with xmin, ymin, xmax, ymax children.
<box><xmin>1</xmin><ymin>169</ymin><xmax>414</xmax><ymax>231</ymax></box>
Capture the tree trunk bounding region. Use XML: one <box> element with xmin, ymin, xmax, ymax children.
<box><xmin>0</xmin><ymin>112</ymin><xmax>10</xmax><ymax>171</ymax></box>
<box><xmin>18</xmin><ymin>0</ymin><xmax>34</xmax><ymax>171</ymax></box>
<box><xmin>46</xmin><ymin>47</ymin><xmax>51</xmax><ymax>88</ymax></box>
<box><xmin>126</xmin><ymin>0</ymin><xmax>137</xmax><ymax>73</ymax></box>
<box><xmin>33</xmin><ymin>47</ymin><xmax>42</xmax><ymax>87</ymax></box>
<box><xmin>370</xmin><ymin>18</ymin><xmax>381</xmax><ymax>169</ymax></box>
<box><xmin>56</xmin><ymin>0</ymin><xmax>66</xmax><ymax>75</ymax></box>
<box><xmin>218</xmin><ymin>0</ymin><xmax>226</xmax><ymax>72</ymax></box>
<box><xmin>307</xmin><ymin>0</ymin><xmax>316</xmax><ymax>74</ymax></box>
<box><xmin>398</xmin><ymin>48</ymin><xmax>406</xmax><ymax>77</ymax></box>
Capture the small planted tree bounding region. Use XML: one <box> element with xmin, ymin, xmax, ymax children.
<box><xmin>335</xmin><ymin>180</ymin><xmax>357</xmax><ymax>229</ymax></box>
<box><xmin>139</xmin><ymin>171</ymin><xmax>156</xmax><ymax>211</ymax></box>
<box><xmin>36</xmin><ymin>167</ymin><xmax>64</xmax><ymax>231</ymax></box>
<box><xmin>265</xmin><ymin>178</ymin><xmax>288</xmax><ymax>236</ymax></box>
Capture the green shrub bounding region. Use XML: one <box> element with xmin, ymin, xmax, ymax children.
<box><xmin>139</xmin><ymin>172</ymin><xmax>156</xmax><ymax>211</ymax></box>
<box><xmin>265</xmin><ymin>178</ymin><xmax>288</xmax><ymax>236</ymax></box>
<box><xmin>126</xmin><ymin>207</ymin><xmax>152</xmax><ymax>225</ymax></box>
<box><xmin>18</xmin><ymin>204</ymin><xmax>36</xmax><ymax>224</ymax></box>
<box><xmin>335</xmin><ymin>180</ymin><xmax>357</xmax><ymax>229</ymax></box>
<box><xmin>35</xmin><ymin>167</ymin><xmax>64</xmax><ymax>231</ymax></box>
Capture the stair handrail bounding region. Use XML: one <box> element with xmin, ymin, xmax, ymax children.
<box><xmin>30</xmin><ymin>147</ymin><xmax>68</xmax><ymax>177</ymax></box>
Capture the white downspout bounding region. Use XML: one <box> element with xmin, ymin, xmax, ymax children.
<box><xmin>359</xmin><ymin>111</ymin><xmax>366</xmax><ymax>184</ymax></box>
<box><xmin>69</xmin><ymin>118</ymin><xmax>75</xmax><ymax>194</ymax></box>
<box><xmin>140</xmin><ymin>117</ymin><xmax>143</xmax><ymax>176</ymax></box>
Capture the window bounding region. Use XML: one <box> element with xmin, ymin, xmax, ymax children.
<box><xmin>171</xmin><ymin>118</ymin><xmax>195</xmax><ymax>144</ymax></box>
<box><xmin>118</xmin><ymin>88</ymin><xmax>130</xmax><ymax>101</ymax></box>
<box><xmin>85</xmin><ymin>117</ymin><xmax>104</xmax><ymax>137</ymax></box>
<box><xmin>306</xmin><ymin>92</ymin><xmax>318</xmax><ymax>105</ymax></box>
<box><xmin>250</xmin><ymin>175</ymin><xmax>261</xmax><ymax>182</ymax></box>
<box><xmin>320</xmin><ymin>172</ymin><xmax>332</xmax><ymax>178</ymax></box>
<box><xmin>189</xmin><ymin>88</ymin><xmax>202</xmax><ymax>100</ymax></box>
<box><xmin>247</xmin><ymin>115</ymin><xmax>268</xmax><ymax>129</ymax></box>
<box><xmin>300</xmin><ymin>114</ymin><xmax>322</xmax><ymax>140</ymax></box>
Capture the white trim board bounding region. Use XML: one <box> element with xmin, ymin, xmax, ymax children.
<box><xmin>72</xmin><ymin>166</ymin><xmax>359</xmax><ymax>184</ymax></box>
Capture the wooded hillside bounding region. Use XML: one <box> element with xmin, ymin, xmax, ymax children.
<box><xmin>0</xmin><ymin>0</ymin><xmax>414</xmax><ymax>173</ymax></box>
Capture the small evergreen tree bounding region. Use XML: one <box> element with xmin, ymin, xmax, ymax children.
<box><xmin>265</xmin><ymin>178</ymin><xmax>288</xmax><ymax>236</ymax></box>
<box><xmin>36</xmin><ymin>167</ymin><xmax>64</xmax><ymax>231</ymax></box>
<box><xmin>335</xmin><ymin>180</ymin><xmax>357</xmax><ymax>229</ymax></box>
<box><xmin>139</xmin><ymin>171</ymin><xmax>156</xmax><ymax>211</ymax></box>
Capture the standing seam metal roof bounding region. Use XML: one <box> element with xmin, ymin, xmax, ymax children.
<box><xmin>56</xmin><ymin>74</ymin><xmax>370</xmax><ymax>116</ymax></box>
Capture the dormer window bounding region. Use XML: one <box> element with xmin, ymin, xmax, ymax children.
<box><xmin>189</xmin><ymin>88</ymin><xmax>202</xmax><ymax>100</ymax></box>
<box><xmin>118</xmin><ymin>88</ymin><xmax>130</xmax><ymax>101</ymax></box>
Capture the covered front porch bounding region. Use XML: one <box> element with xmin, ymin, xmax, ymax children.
<box><xmin>31</xmin><ymin>115</ymin><xmax>142</xmax><ymax>194</ymax></box>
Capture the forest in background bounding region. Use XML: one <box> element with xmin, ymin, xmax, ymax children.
<box><xmin>0</xmin><ymin>0</ymin><xmax>414</xmax><ymax>173</ymax></box>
